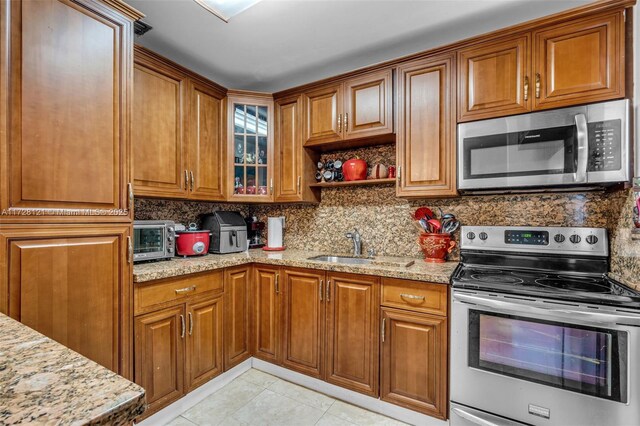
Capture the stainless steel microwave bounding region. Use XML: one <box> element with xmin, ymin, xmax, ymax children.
<box><xmin>133</xmin><ymin>220</ymin><xmax>176</xmax><ymax>262</ymax></box>
<box><xmin>457</xmin><ymin>99</ymin><xmax>630</xmax><ymax>192</ymax></box>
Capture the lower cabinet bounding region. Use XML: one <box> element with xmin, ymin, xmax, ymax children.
<box><xmin>133</xmin><ymin>271</ymin><xmax>225</xmax><ymax>417</ymax></box>
<box><xmin>253</xmin><ymin>265</ymin><xmax>282</xmax><ymax>363</ymax></box>
<box><xmin>380</xmin><ymin>278</ymin><xmax>449</xmax><ymax>419</ymax></box>
<box><xmin>224</xmin><ymin>265</ymin><xmax>251</xmax><ymax>370</ymax></box>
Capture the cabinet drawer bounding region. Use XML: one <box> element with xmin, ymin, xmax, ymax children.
<box><xmin>135</xmin><ymin>270</ymin><xmax>224</xmax><ymax>314</ymax></box>
<box><xmin>381</xmin><ymin>278</ymin><xmax>447</xmax><ymax>316</ymax></box>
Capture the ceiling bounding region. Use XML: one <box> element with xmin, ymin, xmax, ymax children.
<box><xmin>126</xmin><ymin>0</ymin><xmax>591</xmax><ymax>93</ymax></box>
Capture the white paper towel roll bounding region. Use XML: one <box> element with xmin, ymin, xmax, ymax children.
<box><xmin>267</xmin><ymin>217</ymin><xmax>285</xmax><ymax>248</ymax></box>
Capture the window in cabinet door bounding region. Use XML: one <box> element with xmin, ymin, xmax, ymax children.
<box><xmin>233</xmin><ymin>103</ymin><xmax>270</xmax><ymax>196</ymax></box>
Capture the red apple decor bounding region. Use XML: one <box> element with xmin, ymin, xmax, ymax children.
<box><xmin>343</xmin><ymin>158</ymin><xmax>367</xmax><ymax>181</ymax></box>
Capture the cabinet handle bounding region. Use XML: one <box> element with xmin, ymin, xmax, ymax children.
<box><xmin>180</xmin><ymin>314</ymin><xmax>185</xmax><ymax>338</ymax></box>
<box><xmin>523</xmin><ymin>76</ymin><xmax>529</xmax><ymax>101</ymax></box>
<box><xmin>297</xmin><ymin>176</ymin><xmax>301</xmax><ymax>194</ymax></box>
<box><xmin>190</xmin><ymin>171</ymin><xmax>194</xmax><ymax>191</ymax></box>
<box><xmin>326</xmin><ymin>280</ymin><xmax>331</xmax><ymax>302</ymax></box>
<box><xmin>344</xmin><ymin>113</ymin><xmax>348</xmax><ymax>131</ymax></box>
<box><xmin>188</xmin><ymin>312</ymin><xmax>193</xmax><ymax>336</ymax></box>
<box><xmin>535</xmin><ymin>73</ymin><xmax>541</xmax><ymax>99</ymax></box>
<box><xmin>184</xmin><ymin>170</ymin><xmax>189</xmax><ymax>190</ymax></box>
<box><xmin>175</xmin><ymin>286</ymin><xmax>196</xmax><ymax>294</ymax></box>
<box><xmin>337</xmin><ymin>114</ymin><xmax>342</xmax><ymax>133</ymax></box>
<box><xmin>270</xmin><ymin>178</ymin><xmax>273</xmax><ymax>195</ymax></box>
<box><xmin>127</xmin><ymin>236</ymin><xmax>132</xmax><ymax>263</ymax></box>
<box><xmin>381</xmin><ymin>317</ymin><xmax>386</xmax><ymax>343</ymax></box>
<box><xmin>319</xmin><ymin>279</ymin><xmax>323</xmax><ymax>302</ymax></box>
<box><xmin>397</xmin><ymin>165</ymin><xmax>401</xmax><ymax>180</ymax></box>
<box><xmin>127</xmin><ymin>182</ymin><xmax>134</xmax><ymax>211</ymax></box>
<box><xmin>400</xmin><ymin>293</ymin><xmax>425</xmax><ymax>302</ymax></box>
<box><xmin>275</xmin><ymin>273</ymin><xmax>280</xmax><ymax>294</ymax></box>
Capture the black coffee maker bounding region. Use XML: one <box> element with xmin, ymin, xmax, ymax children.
<box><xmin>245</xmin><ymin>216</ymin><xmax>265</xmax><ymax>249</ymax></box>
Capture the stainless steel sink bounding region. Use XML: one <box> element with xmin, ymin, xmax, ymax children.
<box><xmin>307</xmin><ymin>255</ymin><xmax>373</xmax><ymax>265</ymax></box>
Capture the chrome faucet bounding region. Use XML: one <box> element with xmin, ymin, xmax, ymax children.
<box><xmin>345</xmin><ymin>228</ymin><xmax>362</xmax><ymax>257</ymax></box>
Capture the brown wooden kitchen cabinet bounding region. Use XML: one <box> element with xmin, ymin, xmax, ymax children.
<box><xmin>227</xmin><ymin>91</ymin><xmax>275</xmax><ymax>202</ymax></box>
<box><xmin>253</xmin><ymin>265</ymin><xmax>282</xmax><ymax>363</ymax></box>
<box><xmin>325</xmin><ymin>273</ymin><xmax>380</xmax><ymax>397</ymax></box>
<box><xmin>533</xmin><ymin>11</ymin><xmax>624</xmax><ymax>110</ymax></box>
<box><xmin>134</xmin><ymin>305</ymin><xmax>185</xmax><ymax>413</ymax></box>
<box><xmin>133</xmin><ymin>270</ymin><xmax>225</xmax><ymax>418</ymax></box>
<box><xmin>458</xmin><ymin>11</ymin><xmax>624</xmax><ymax>121</ymax></box>
<box><xmin>133</xmin><ymin>46</ymin><xmax>227</xmax><ymax>201</ymax></box>
<box><xmin>303</xmin><ymin>69</ymin><xmax>394</xmax><ymax>149</ymax></box>
<box><xmin>396</xmin><ymin>53</ymin><xmax>457</xmax><ymax>198</ymax></box>
<box><xmin>458</xmin><ymin>35</ymin><xmax>531</xmax><ymax>122</ymax></box>
<box><xmin>224</xmin><ymin>265</ymin><xmax>252</xmax><ymax>370</ymax></box>
<box><xmin>0</xmin><ymin>224</ymin><xmax>133</xmax><ymax>377</ymax></box>
<box><xmin>380</xmin><ymin>278</ymin><xmax>449</xmax><ymax>419</ymax></box>
<box><xmin>274</xmin><ymin>95</ymin><xmax>320</xmax><ymax>203</ymax></box>
<box><xmin>0</xmin><ymin>0</ymin><xmax>139</xmax><ymax>222</ymax></box>
<box><xmin>281</xmin><ymin>268</ymin><xmax>326</xmax><ymax>378</ymax></box>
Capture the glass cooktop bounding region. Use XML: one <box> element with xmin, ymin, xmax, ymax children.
<box><xmin>452</xmin><ymin>265</ymin><xmax>640</xmax><ymax>308</ymax></box>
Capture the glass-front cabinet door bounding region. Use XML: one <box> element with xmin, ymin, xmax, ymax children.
<box><xmin>228</xmin><ymin>93</ymin><xmax>274</xmax><ymax>202</ymax></box>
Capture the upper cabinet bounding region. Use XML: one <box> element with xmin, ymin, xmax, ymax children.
<box><xmin>458</xmin><ymin>35</ymin><xmax>531</xmax><ymax>122</ymax></box>
<box><xmin>303</xmin><ymin>69</ymin><xmax>394</xmax><ymax>149</ymax></box>
<box><xmin>458</xmin><ymin>11</ymin><xmax>624</xmax><ymax>122</ymax></box>
<box><xmin>132</xmin><ymin>47</ymin><xmax>226</xmax><ymax>201</ymax></box>
<box><xmin>396</xmin><ymin>54</ymin><xmax>457</xmax><ymax>198</ymax></box>
<box><xmin>227</xmin><ymin>92</ymin><xmax>274</xmax><ymax>202</ymax></box>
<box><xmin>533</xmin><ymin>12</ymin><xmax>624</xmax><ymax>110</ymax></box>
<box><xmin>0</xmin><ymin>0</ymin><xmax>139</xmax><ymax>222</ymax></box>
<box><xmin>274</xmin><ymin>95</ymin><xmax>320</xmax><ymax>203</ymax></box>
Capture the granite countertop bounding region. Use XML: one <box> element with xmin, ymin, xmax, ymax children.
<box><xmin>0</xmin><ymin>314</ymin><xmax>145</xmax><ymax>425</ymax></box>
<box><xmin>134</xmin><ymin>249</ymin><xmax>458</xmax><ymax>284</ymax></box>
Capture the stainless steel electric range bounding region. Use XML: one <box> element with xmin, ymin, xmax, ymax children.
<box><xmin>450</xmin><ymin>226</ymin><xmax>640</xmax><ymax>426</ymax></box>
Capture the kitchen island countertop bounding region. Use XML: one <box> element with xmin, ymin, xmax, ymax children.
<box><xmin>0</xmin><ymin>313</ymin><xmax>145</xmax><ymax>425</ymax></box>
<box><xmin>134</xmin><ymin>249</ymin><xmax>458</xmax><ymax>284</ymax></box>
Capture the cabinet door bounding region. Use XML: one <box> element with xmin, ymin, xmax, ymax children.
<box><xmin>133</xmin><ymin>51</ymin><xmax>188</xmax><ymax>198</ymax></box>
<box><xmin>188</xmin><ymin>80</ymin><xmax>226</xmax><ymax>201</ymax></box>
<box><xmin>228</xmin><ymin>94</ymin><xmax>274</xmax><ymax>202</ymax></box>
<box><xmin>381</xmin><ymin>308</ymin><xmax>448</xmax><ymax>419</ymax></box>
<box><xmin>343</xmin><ymin>69</ymin><xmax>393</xmax><ymax>140</ymax></box>
<box><xmin>224</xmin><ymin>266</ymin><xmax>251</xmax><ymax>370</ymax></box>
<box><xmin>253</xmin><ymin>265</ymin><xmax>281</xmax><ymax>363</ymax></box>
<box><xmin>325</xmin><ymin>273</ymin><xmax>379</xmax><ymax>396</ymax></box>
<box><xmin>396</xmin><ymin>54</ymin><xmax>457</xmax><ymax>198</ymax></box>
<box><xmin>282</xmin><ymin>268</ymin><xmax>325</xmax><ymax>378</ymax></box>
<box><xmin>458</xmin><ymin>35</ymin><xmax>531</xmax><ymax>121</ymax></box>
<box><xmin>186</xmin><ymin>295</ymin><xmax>224</xmax><ymax>391</ymax></box>
<box><xmin>304</xmin><ymin>83</ymin><xmax>343</xmax><ymax>145</ymax></box>
<box><xmin>533</xmin><ymin>12</ymin><xmax>624</xmax><ymax>110</ymax></box>
<box><xmin>274</xmin><ymin>95</ymin><xmax>320</xmax><ymax>203</ymax></box>
<box><xmin>0</xmin><ymin>224</ymin><xmax>132</xmax><ymax>377</ymax></box>
<box><xmin>0</xmin><ymin>0</ymin><xmax>133</xmax><ymax>221</ymax></box>
<box><xmin>134</xmin><ymin>305</ymin><xmax>185</xmax><ymax>413</ymax></box>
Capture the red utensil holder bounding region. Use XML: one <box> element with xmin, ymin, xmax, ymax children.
<box><xmin>418</xmin><ymin>233</ymin><xmax>456</xmax><ymax>263</ymax></box>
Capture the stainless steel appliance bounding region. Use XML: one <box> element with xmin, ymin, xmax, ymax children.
<box><xmin>458</xmin><ymin>99</ymin><xmax>630</xmax><ymax>192</ymax></box>
<box><xmin>133</xmin><ymin>220</ymin><xmax>175</xmax><ymax>262</ymax></box>
<box><xmin>451</xmin><ymin>226</ymin><xmax>640</xmax><ymax>426</ymax></box>
<box><xmin>202</xmin><ymin>211</ymin><xmax>248</xmax><ymax>254</ymax></box>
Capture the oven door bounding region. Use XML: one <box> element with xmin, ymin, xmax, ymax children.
<box><xmin>451</xmin><ymin>290</ymin><xmax>640</xmax><ymax>426</ymax></box>
<box><xmin>133</xmin><ymin>225</ymin><xmax>167</xmax><ymax>261</ymax></box>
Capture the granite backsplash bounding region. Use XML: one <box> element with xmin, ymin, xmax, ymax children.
<box><xmin>135</xmin><ymin>144</ymin><xmax>639</xmax><ymax>289</ymax></box>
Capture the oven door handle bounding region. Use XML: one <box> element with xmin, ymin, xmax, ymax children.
<box><xmin>574</xmin><ymin>113</ymin><xmax>588</xmax><ymax>183</ymax></box>
<box><xmin>451</xmin><ymin>407</ymin><xmax>501</xmax><ymax>426</ymax></box>
<box><xmin>453</xmin><ymin>292</ymin><xmax>640</xmax><ymax>326</ymax></box>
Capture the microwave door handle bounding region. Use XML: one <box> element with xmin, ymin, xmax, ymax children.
<box><xmin>574</xmin><ymin>113</ymin><xmax>588</xmax><ymax>183</ymax></box>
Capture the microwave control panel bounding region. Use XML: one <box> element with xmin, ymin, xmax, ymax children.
<box><xmin>588</xmin><ymin>119</ymin><xmax>621</xmax><ymax>172</ymax></box>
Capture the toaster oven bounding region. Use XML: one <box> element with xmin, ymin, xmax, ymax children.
<box><xmin>133</xmin><ymin>220</ymin><xmax>176</xmax><ymax>262</ymax></box>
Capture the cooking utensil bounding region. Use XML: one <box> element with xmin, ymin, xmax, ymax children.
<box><xmin>427</xmin><ymin>219</ymin><xmax>441</xmax><ymax>233</ymax></box>
<box><xmin>442</xmin><ymin>220</ymin><xmax>460</xmax><ymax>234</ymax></box>
<box><xmin>414</xmin><ymin>207</ymin><xmax>434</xmax><ymax>221</ymax></box>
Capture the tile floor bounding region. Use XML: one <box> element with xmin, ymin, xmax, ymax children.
<box><xmin>164</xmin><ymin>369</ymin><xmax>408</xmax><ymax>426</ymax></box>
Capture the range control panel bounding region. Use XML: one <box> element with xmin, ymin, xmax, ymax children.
<box><xmin>461</xmin><ymin>226</ymin><xmax>608</xmax><ymax>257</ymax></box>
